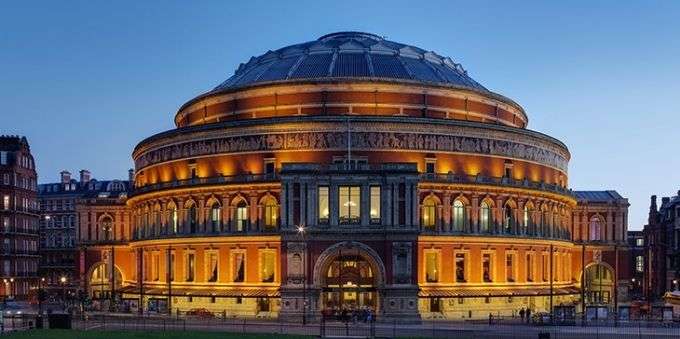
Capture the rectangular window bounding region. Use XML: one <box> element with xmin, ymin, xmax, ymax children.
<box><xmin>542</xmin><ymin>253</ymin><xmax>548</xmax><ymax>282</ymax></box>
<box><xmin>526</xmin><ymin>253</ymin><xmax>533</xmax><ymax>282</ymax></box>
<box><xmin>260</xmin><ymin>251</ymin><xmax>275</xmax><ymax>283</ymax></box>
<box><xmin>425</xmin><ymin>159</ymin><xmax>435</xmax><ymax>174</ymax></box>
<box><xmin>2</xmin><ymin>174</ymin><xmax>8</xmax><ymax>185</ymax></box>
<box><xmin>232</xmin><ymin>252</ymin><xmax>245</xmax><ymax>283</ymax></box>
<box><xmin>152</xmin><ymin>252</ymin><xmax>160</xmax><ymax>281</ymax></box>
<box><xmin>169</xmin><ymin>252</ymin><xmax>175</xmax><ymax>281</ymax></box>
<box><xmin>318</xmin><ymin>186</ymin><xmax>329</xmax><ymax>224</ymax></box>
<box><xmin>207</xmin><ymin>252</ymin><xmax>218</xmax><ymax>282</ymax></box>
<box><xmin>264</xmin><ymin>159</ymin><xmax>275</xmax><ymax>175</ymax></box>
<box><xmin>339</xmin><ymin>186</ymin><xmax>361</xmax><ymax>224</ymax></box>
<box><xmin>455</xmin><ymin>253</ymin><xmax>466</xmax><ymax>283</ymax></box>
<box><xmin>0</xmin><ymin>152</ymin><xmax>6</xmax><ymax>165</ymax></box>
<box><xmin>185</xmin><ymin>253</ymin><xmax>195</xmax><ymax>282</ymax></box>
<box><xmin>369</xmin><ymin>186</ymin><xmax>380</xmax><ymax>223</ymax></box>
<box><xmin>482</xmin><ymin>253</ymin><xmax>493</xmax><ymax>283</ymax></box>
<box><xmin>425</xmin><ymin>251</ymin><xmax>439</xmax><ymax>283</ymax></box>
<box><xmin>635</xmin><ymin>238</ymin><xmax>644</xmax><ymax>247</ymax></box>
<box><xmin>2</xmin><ymin>195</ymin><xmax>9</xmax><ymax>210</ymax></box>
<box><xmin>635</xmin><ymin>255</ymin><xmax>644</xmax><ymax>273</ymax></box>
<box><xmin>506</xmin><ymin>253</ymin><xmax>515</xmax><ymax>282</ymax></box>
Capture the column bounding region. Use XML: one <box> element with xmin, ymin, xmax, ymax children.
<box><xmin>442</xmin><ymin>194</ymin><xmax>451</xmax><ymax>233</ymax></box>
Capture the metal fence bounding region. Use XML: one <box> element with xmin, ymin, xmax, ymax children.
<box><xmin>5</xmin><ymin>313</ymin><xmax>680</xmax><ymax>338</ymax></box>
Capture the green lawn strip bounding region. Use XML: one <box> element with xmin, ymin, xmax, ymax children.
<box><xmin>4</xmin><ymin>329</ymin><xmax>312</xmax><ymax>339</ymax></box>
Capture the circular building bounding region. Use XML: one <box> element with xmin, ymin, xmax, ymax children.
<box><xmin>85</xmin><ymin>32</ymin><xmax>629</xmax><ymax>321</ymax></box>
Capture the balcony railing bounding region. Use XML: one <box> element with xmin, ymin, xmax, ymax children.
<box><xmin>1</xmin><ymin>227</ymin><xmax>39</xmax><ymax>236</ymax></box>
<box><xmin>421</xmin><ymin>173</ymin><xmax>573</xmax><ymax>196</ymax></box>
<box><xmin>0</xmin><ymin>249</ymin><xmax>39</xmax><ymax>256</ymax></box>
<box><xmin>131</xmin><ymin>226</ymin><xmax>280</xmax><ymax>242</ymax></box>
<box><xmin>132</xmin><ymin>173</ymin><xmax>280</xmax><ymax>196</ymax></box>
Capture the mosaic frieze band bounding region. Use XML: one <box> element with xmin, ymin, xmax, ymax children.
<box><xmin>134</xmin><ymin>129</ymin><xmax>569</xmax><ymax>171</ymax></box>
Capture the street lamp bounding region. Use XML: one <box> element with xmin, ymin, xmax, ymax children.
<box><xmin>38</xmin><ymin>278</ymin><xmax>45</xmax><ymax>315</ymax></box>
<box><xmin>60</xmin><ymin>276</ymin><xmax>67</xmax><ymax>311</ymax></box>
<box><xmin>673</xmin><ymin>279</ymin><xmax>679</xmax><ymax>291</ymax></box>
<box><xmin>297</xmin><ymin>224</ymin><xmax>307</xmax><ymax>325</ymax></box>
<box><xmin>9</xmin><ymin>278</ymin><xmax>14</xmax><ymax>299</ymax></box>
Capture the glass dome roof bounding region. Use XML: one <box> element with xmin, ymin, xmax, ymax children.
<box><xmin>211</xmin><ymin>31</ymin><xmax>489</xmax><ymax>93</ymax></box>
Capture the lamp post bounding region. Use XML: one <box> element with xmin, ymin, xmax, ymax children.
<box><xmin>2</xmin><ymin>278</ymin><xmax>7</xmax><ymax>302</ymax></box>
<box><xmin>297</xmin><ymin>224</ymin><xmax>307</xmax><ymax>325</ymax></box>
<box><xmin>60</xmin><ymin>276</ymin><xmax>67</xmax><ymax>311</ymax></box>
<box><xmin>9</xmin><ymin>278</ymin><xmax>14</xmax><ymax>299</ymax></box>
<box><xmin>38</xmin><ymin>278</ymin><xmax>45</xmax><ymax>315</ymax></box>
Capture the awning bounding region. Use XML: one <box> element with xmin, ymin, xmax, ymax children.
<box><xmin>114</xmin><ymin>285</ymin><xmax>279</xmax><ymax>298</ymax></box>
<box><xmin>419</xmin><ymin>286</ymin><xmax>580</xmax><ymax>298</ymax></box>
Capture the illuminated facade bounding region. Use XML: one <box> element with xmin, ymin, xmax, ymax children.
<box><xmin>80</xmin><ymin>32</ymin><xmax>631</xmax><ymax>321</ymax></box>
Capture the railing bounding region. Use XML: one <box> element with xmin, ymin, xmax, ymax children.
<box><xmin>132</xmin><ymin>173</ymin><xmax>280</xmax><ymax>196</ymax></box>
<box><xmin>0</xmin><ymin>249</ymin><xmax>40</xmax><ymax>256</ymax></box>
<box><xmin>421</xmin><ymin>172</ymin><xmax>573</xmax><ymax>196</ymax></box>
<box><xmin>1</xmin><ymin>227</ymin><xmax>39</xmax><ymax>236</ymax></box>
<box><xmin>66</xmin><ymin>313</ymin><xmax>680</xmax><ymax>338</ymax></box>
<box><xmin>419</xmin><ymin>226</ymin><xmax>573</xmax><ymax>241</ymax></box>
<box><xmin>281</xmin><ymin>162</ymin><xmax>418</xmax><ymax>173</ymax></box>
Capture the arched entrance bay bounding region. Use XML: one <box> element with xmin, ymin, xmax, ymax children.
<box><xmin>313</xmin><ymin>242</ymin><xmax>386</xmax><ymax>314</ymax></box>
<box><xmin>88</xmin><ymin>262</ymin><xmax>123</xmax><ymax>299</ymax></box>
<box><xmin>583</xmin><ymin>263</ymin><xmax>614</xmax><ymax>305</ymax></box>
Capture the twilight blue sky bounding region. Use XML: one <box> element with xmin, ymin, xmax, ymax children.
<box><xmin>1</xmin><ymin>1</ymin><xmax>679</xmax><ymax>230</ymax></box>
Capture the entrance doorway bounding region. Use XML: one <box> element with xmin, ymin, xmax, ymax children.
<box><xmin>584</xmin><ymin>263</ymin><xmax>614</xmax><ymax>305</ymax></box>
<box><xmin>322</xmin><ymin>254</ymin><xmax>377</xmax><ymax>312</ymax></box>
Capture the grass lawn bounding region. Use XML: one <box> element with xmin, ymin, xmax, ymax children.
<box><xmin>4</xmin><ymin>329</ymin><xmax>312</xmax><ymax>339</ymax></box>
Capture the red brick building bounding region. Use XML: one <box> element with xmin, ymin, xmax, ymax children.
<box><xmin>0</xmin><ymin>136</ymin><xmax>39</xmax><ymax>299</ymax></box>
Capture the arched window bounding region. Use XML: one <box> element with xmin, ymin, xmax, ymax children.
<box><xmin>100</xmin><ymin>216</ymin><xmax>113</xmax><ymax>241</ymax></box>
<box><xmin>188</xmin><ymin>203</ymin><xmax>197</xmax><ymax>233</ymax></box>
<box><xmin>421</xmin><ymin>196</ymin><xmax>437</xmax><ymax>230</ymax></box>
<box><xmin>452</xmin><ymin>200</ymin><xmax>465</xmax><ymax>232</ymax></box>
<box><xmin>504</xmin><ymin>204</ymin><xmax>515</xmax><ymax>234</ymax></box>
<box><xmin>210</xmin><ymin>202</ymin><xmax>221</xmax><ymax>233</ymax></box>
<box><xmin>153</xmin><ymin>206</ymin><xmax>161</xmax><ymax>236</ymax></box>
<box><xmin>479</xmin><ymin>201</ymin><xmax>491</xmax><ymax>233</ymax></box>
<box><xmin>235</xmin><ymin>200</ymin><xmax>248</xmax><ymax>232</ymax></box>
<box><xmin>541</xmin><ymin>208</ymin><xmax>550</xmax><ymax>237</ymax></box>
<box><xmin>263</xmin><ymin>197</ymin><xmax>278</xmax><ymax>230</ymax></box>
<box><xmin>589</xmin><ymin>216</ymin><xmax>603</xmax><ymax>241</ymax></box>
<box><xmin>169</xmin><ymin>204</ymin><xmax>178</xmax><ymax>234</ymax></box>
<box><xmin>523</xmin><ymin>205</ymin><xmax>532</xmax><ymax>235</ymax></box>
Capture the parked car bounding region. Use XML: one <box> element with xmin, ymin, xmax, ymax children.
<box><xmin>186</xmin><ymin>308</ymin><xmax>214</xmax><ymax>318</ymax></box>
<box><xmin>2</xmin><ymin>300</ymin><xmax>30</xmax><ymax>315</ymax></box>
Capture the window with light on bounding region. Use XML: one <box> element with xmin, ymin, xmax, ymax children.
<box><xmin>339</xmin><ymin>186</ymin><xmax>360</xmax><ymax>224</ymax></box>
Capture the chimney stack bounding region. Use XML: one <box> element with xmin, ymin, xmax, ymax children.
<box><xmin>60</xmin><ymin>170</ymin><xmax>71</xmax><ymax>184</ymax></box>
<box><xmin>128</xmin><ymin>168</ymin><xmax>134</xmax><ymax>182</ymax></box>
<box><xmin>662</xmin><ymin>197</ymin><xmax>670</xmax><ymax>205</ymax></box>
<box><xmin>79</xmin><ymin>169</ymin><xmax>91</xmax><ymax>184</ymax></box>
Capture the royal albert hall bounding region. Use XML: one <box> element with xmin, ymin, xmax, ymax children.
<box><xmin>79</xmin><ymin>32</ymin><xmax>631</xmax><ymax>321</ymax></box>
